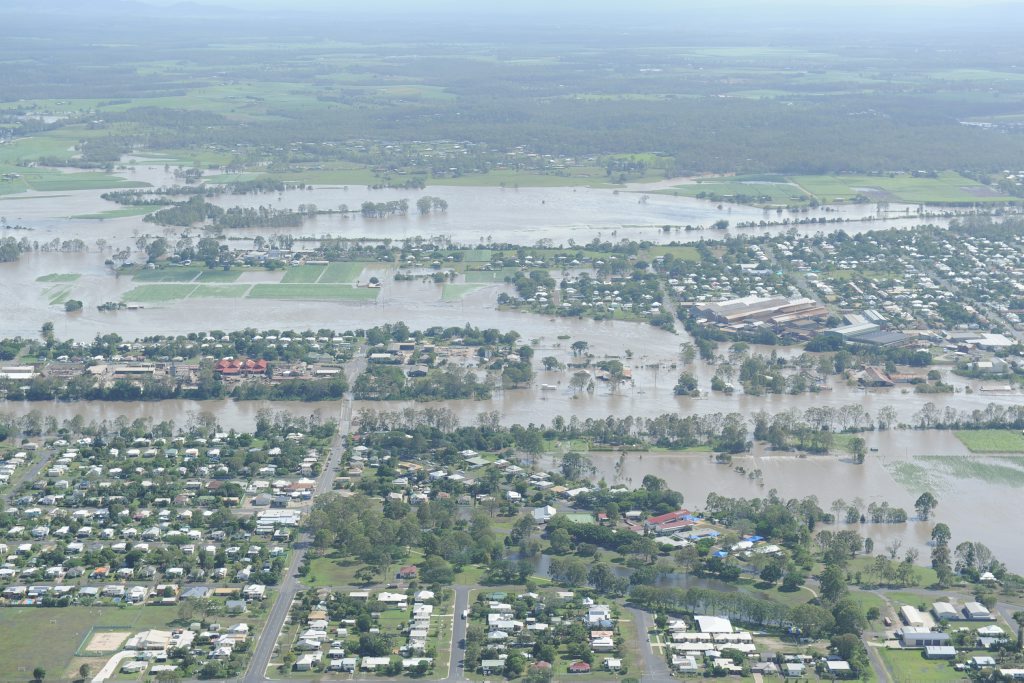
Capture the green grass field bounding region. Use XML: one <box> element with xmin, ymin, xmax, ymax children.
<box><xmin>657</xmin><ymin>179</ymin><xmax>811</xmax><ymax>205</ymax></box>
<box><xmin>247</xmin><ymin>284</ymin><xmax>379</xmax><ymax>300</ymax></box>
<box><xmin>36</xmin><ymin>273</ymin><xmax>81</xmax><ymax>283</ymax></box>
<box><xmin>195</xmin><ymin>269</ymin><xmax>242</xmax><ymax>283</ymax></box>
<box><xmin>122</xmin><ymin>284</ymin><xmax>198</xmax><ymax>302</ymax></box>
<box><xmin>189</xmin><ymin>284</ymin><xmax>250</xmax><ymax>298</ymax></box>
<box><xmin>280</xmin><ymin>265</ymin><xmax>326</xmax><ymax>283</ymax></box>
<box><xmin>441</xmin><ymin>284</ymin><xmax>486</xmax><ymax>300</ymax></box>
<box><xmin>319</xmin><ymin>262</ymin><xmax>367</xmax><ymax>283</ymax></box>
<box><xmin>954</xmin><ymin>429</ymin><xmax>1024</xmax><ymax>453</ymax></box>
<box><xmin>791</xmin><ymin>171</ymin><xmax>1009</xmax><ymax>204</ymax></box>
<box><xmin>461</xmin><ymin>249</ymin><xmax>495</xmax><ymax>262</ymax></box>
<box><xmin>132</xmin><ymin>268</ymin><xmax>202</xmax><ymax>283</ymax></box>
<box><xmin>0</xmin><ymin>605</ymin><xmax>180</xmax><ymax>680</ymax></box>
<box><xmin>877</xmin><ymin>647</ymin><xmax>963</xmax><ymax>682</ymax></box>
<box><xmin>463</xmin><ymin>270</ymin><xmax>512</xmax><ymax>283</ymax></box>
<box><xmin>642</xmin><ymin>245</ymin><xmax>701</xmax><ymax>262</ymax></box>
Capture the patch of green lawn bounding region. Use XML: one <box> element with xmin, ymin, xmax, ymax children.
<box><xmin>194</xmin><ymin>269</ymin><xmax>242</xmax><ymax>283</ymax></box>
<box><xmin>303</xmin><ymin>555</ymin><xmax>365</xmax><ymax>588</ymax></box>
<box><xmin>954</xmin><ymin>429</ymin><xmax>1024</xmax><ymax>453</ymax></box>
<box><xmin>642</xmin><ymin>245</ymin><xmax>701</xmax><ymax>262</ymax></box>
<box><xmin>132</xmin><ymin>268</ymin><xmax>201</xmax><ymax>283</ymax></box>
<box><xmin>0</xmin><ymin>605</ymin><xmax>179</xmax><ymax>680</ymax></box>
<box><xmin>70</xmin><ymin>206</ymin><xmax>160</xmax><ymax>220</ymax></box>
<box><xmin>247</xmin><ymin>284</ymin><xmax>379</xmax><ymax>301</ymax></box>
<box><xmin>188</xmin><ymin>284</ymin><xmax>250</xmax><ymax>298</ymax></box>
<box><xmin>878</xmin><ymin>647</ymin><xmax>964</xmax><ymax>682</ymax></box>
<box><xmin>280</xmin><ymin>265</ymin><xmax>326</xmax><ymax>283</ymax></box>
<box><xmin>441</xmin><ymin>284</ymin><xmax>486</xmax><ymax>300</ymax></box>
<box><xmin>791</xmin><ymin>171</ymin><xmax>1008</xmax><ymax>204</ymax></box>
<box><xmin>36</xmin><ymin>273</ymin><xmax>81</xmax><ymax>283</ymax></box>
<box><xmin>122</xmin><ymin>284</ymin><xmax>198</xmax><ymax>302</ymax></box>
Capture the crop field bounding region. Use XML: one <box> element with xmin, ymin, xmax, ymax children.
<box><xmin>791</xmin><ymin>171</ymin><xmax>1009</xmax><ymax>204</ymax></box>
<box><xmin>132</xmin><ymin>268</ymin><xmax>203</xmax><ymax>283</ymax></box>
<box><xmin>133</xmin><ymin>268</ymin><xmax>240</xmax><ymax>283</ymax></box>
<box><xmin>954</xmin><ymin>429</ymin><xmax>1024</xmax><ymax>453</ymax></box>
<box><xmin>280</xmin><ymin>265</ymin><xmax>326</xmax><ymax>283</ymax></box>
<box><xmin>194</xmin><ymin>269</ymin><xmax>243</xmax><ymax>283</ymax></box>
<box><xmin>319</xmin><ymin>262</ymin><xmax>367</xmax><ymax>283</ymax></box>
<box><xmin>247</xmin><ymin>284</ymin><xmax>380</xmax><ymax>301</ymax></box>
<box><xmin>122</xmin><ymin>284</ymin><xmax>198</xmax><ymax>302</ymax></box>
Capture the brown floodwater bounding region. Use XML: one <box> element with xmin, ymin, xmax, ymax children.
<box><xmin>2</xmin><ymin>165</ymin><xmax>1023</xmax><ymax>568</ymax></box>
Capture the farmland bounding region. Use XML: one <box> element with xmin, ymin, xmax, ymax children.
<box><xmin>954</xmin><ymin>430</ymin><xmax>1024</xmax><ymax>453</ymax></box>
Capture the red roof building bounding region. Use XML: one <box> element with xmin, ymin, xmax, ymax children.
<box><xmin>397</xmin><ymin>565</ymin><xmax>418</xmax><ymax>579</ymax></box>
<box><xmin>568</xmin><ymin>662</ymin><xmax>591</xmax><ymax>673</ymax></box>
<box><xmin>215</xmin><ymin>358</ymin><xmax>268</xmax><ymax>376</ymax></box>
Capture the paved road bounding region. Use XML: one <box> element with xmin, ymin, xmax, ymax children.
<box><xmin>2</xmin><ymin>448</ymin><xmax>54</xmax><ymax>504</ymax></box>
<box><xmin>626</xmin><ymin>606</ymin><xmax>673</xmax><ymax>683</ymax></box>
<box><xmin>242</xmin><ymin>388</ymin><xmax>356</xmax><ymax>683</ymax></box>
<box><xmin>444</xmin><ymin>585</ymin><xmax>471</xmax><ymax>683</ymax></box>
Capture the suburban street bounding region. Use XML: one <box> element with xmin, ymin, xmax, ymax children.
<box><xmin>242</xmin><ymin>380</ymin><xmax>356</xmax><ymax>683</ymax></box>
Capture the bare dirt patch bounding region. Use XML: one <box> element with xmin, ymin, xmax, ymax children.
<box><xmin>86</xmin><ymin>630</ymin><xmax>129</xmax><ymax>652</ymax></box>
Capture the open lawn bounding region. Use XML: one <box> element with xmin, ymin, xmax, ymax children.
<box><xmin>0</xmin><ymin>605</ymin><xmax>179</xmax><ymax>680</ymax></box>
<box><xmin>303</xmin><ymin>555</ymin><xmax>364</xmax><ymax>589</ymax></box>
<box><xmin>441</xmin><ymin>284</ymin><xmax>486</xmax><ymax>300</ymax></box>
<box><xmin>461</xmin><ymin>249</ymin><xmax>494</xmax><ymax>262</ymax></box>
<box><xmin>319</xmin><ymin>261</ymin><xmax>367</xmax><ymax>283</ymax></box>
<box><xmin>280</xmin><ymin>265</ymin><xmax>326</xmax><ymax>283</ymax></box>
<box><xmin>954</xmin><ymin>429</ymin><xmax>1024</xmax><ymax>453</ymax></box>
<box><xmin>122</xmin><ymin>284</ymin><xmax>197</xmax><ymax>302</ymax></box>
<box><xmin>36</xmin><ymin>273</ymin><xmax>80</xmax><ymax>283</ymax></box>
<box><xmin>247</xmin><ymin>284</ymin><xmax>379</xmax><ymax>301</ymax></box>
<box><xmin>877</xmin><ymin>647</ymin><xmax>965</xmax><ymax>682</ymax></box>
<box><xmin>791</xmin><ymin>171</ymin><xmax>1009</xmax><ymax>204</ymax></box>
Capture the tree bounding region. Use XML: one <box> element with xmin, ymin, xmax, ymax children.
<box><xmin>931</xmin><ymin>523</ymin><xmax>951</xmax><ymax>547</ymax></box>
<box><xmin>560</xmin><ymin>451</ymin><xmax>594</xmax><ymax>481</ymax></box>
<box><xmin>64</xmin><ymin>299</ymin><xmax>83</xmax><ymax>312</ymax></box>
<box><xmin>569</xmin><ymin>371</ymin><xmax>591</xmax><ymax>395</ymax></box>
<box><xmin>33</xmin><ymin>667</ymin><xmax>46</xmax><ymax>682</ymax></box>
<box><xmin>915</xmin><ymin>492</ymin><xmax>938</xmax><ymax>520</ymax></box>
<box><xmin>78</xmin><ymin>664</ymin><xmax>91</xmax><ymax>682</ymax></box>
<box><xmin>541</xmin><ymin>356</ymin><xmax>562</xmax><ymax>371</ymax></box>
<box><xmin>570</xmin><ymin>340</ymin><xmax>589</xmax><ymax>356</ymax></box>
<box><xmin>848</xmin><ymin>437</ymin><xmax>866</xmax><ymax>464</ymax></box>
<box><xmin>40</xmin><ymin>322</ymin><xmax>55</xmax><ymax>346</ymax></box>
<box><xmin>673</xmin><ymin>371</ymin><xmax>698</xmax><ymax>396</ymax></box>
<box><xmin>504</xmin><ymin>652</ymin><xmax>527</xmax><ymax>678</ymax></box>
<box><xmin>759</xmin><ymin>563</ymin><xmax>783</xmax><ymax>585</ymax></box>
<box><xmin>548</xmin><ymin>528</ymin><xmax>572</xmax><ymax>555</ymax></box>
<box><xmin>789</xmin><ymin>604</ymin><xmax>835</xmax><ymax>639</ymax></box>
<box><xmin>820</xmin><ymin>564</ymin><xmax>847</xmax><ymax>603</ymax></box>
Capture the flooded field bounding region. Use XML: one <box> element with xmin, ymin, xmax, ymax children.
<box><xmin>3</xmin><ymin>164</ymin><xmax>1024</xmax><ymax>569</ymax></box>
